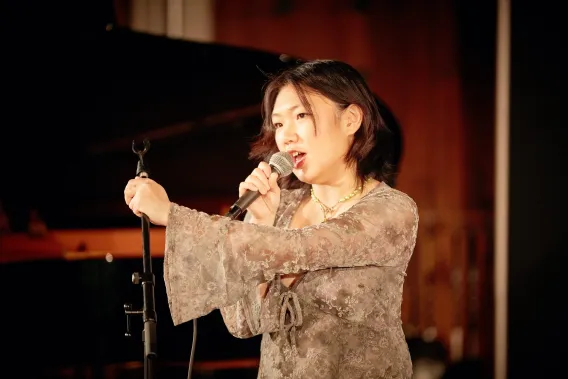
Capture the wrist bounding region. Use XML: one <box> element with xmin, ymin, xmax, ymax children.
<box><xmin>161</xmin><ymin>200</ymin><xmax>172</xmax><ymax>226</ymax></box>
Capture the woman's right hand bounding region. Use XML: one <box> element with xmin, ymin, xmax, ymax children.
<box><xmin>239</xmin><ymin>161</ymin><xmax>281</xmax><ymax>225</ymax></box>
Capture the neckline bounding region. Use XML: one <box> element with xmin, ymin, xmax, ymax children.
<box><xmin>284</xmin><ymin>181</ymin><xmax>390</xmax><ymax>228</ymax></box>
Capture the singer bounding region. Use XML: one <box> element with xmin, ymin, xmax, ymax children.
<box><xmin>124</xmin><ymin>60</ymin><xmax>418</xmax><ymax>379</ymax></box>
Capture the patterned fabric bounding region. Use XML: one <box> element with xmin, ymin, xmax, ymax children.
<box><xmin>164</xmin><ymin>181</ymin><xmax>418</xmax><ymax>378</ymax></box>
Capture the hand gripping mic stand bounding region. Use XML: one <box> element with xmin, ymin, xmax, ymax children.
<box><xmin>124</xmin><ymin>139</ymin><xmax>158</xmax><ymax>379</ymax></box>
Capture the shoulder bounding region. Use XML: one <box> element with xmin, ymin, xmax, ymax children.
<box><xmin>367</xmin><ymin>182</ymin><xmax>416</xmax><ymax>207</ymax></box>
<box><xmin>355</xmin><ymin>182</ymin><xmax>419</xmax><ymax>226</ymax></box>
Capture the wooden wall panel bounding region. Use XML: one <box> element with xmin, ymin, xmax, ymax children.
<box><xmin>214</xmin><ymin>0</ymin><xmax>494</xmax><ymax>362</ymax></box>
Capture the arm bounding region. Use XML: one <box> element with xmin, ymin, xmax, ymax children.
<box><xmin>218</xmin><ymin>212</ymin><xmax>262</xmax><ymax>339</ymax></box>
<box><xmin>218</xmin><ymin>285</ymin><xmax>261</xmax><ymax>338</ymax></box>
<box><xmin>164</xmin><ymin>190</ymin><xmax>418</xmax><ymax>325</ymax></box>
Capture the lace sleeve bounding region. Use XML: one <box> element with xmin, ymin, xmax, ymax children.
<box><xmin>218</xmin><ymin>212</ymin><xmax>262</xmax><ymax>339</ymax></box>
<box><xmin>164</xmin><ymin>190</ymin><xmax>418</xmax><ymax>325</ymax></box>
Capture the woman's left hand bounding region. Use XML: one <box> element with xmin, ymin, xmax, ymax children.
<box><xmin>124</xmin><ymin>177</ymin><xmax>171</xmax><ymax>226</ymax></box>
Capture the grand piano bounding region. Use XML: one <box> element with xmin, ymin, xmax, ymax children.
<box><xmin>1</xmin><ymin>15</ymin><xmax>402</xmax><ymax>379</ymax></box>
<box><xmin>1</xmin><ymin>23</ymin><xmax>297</xmax><ymax>378</ymax></box>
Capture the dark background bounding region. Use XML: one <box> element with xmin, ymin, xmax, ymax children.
<box><xmin>508</xmin><ymin>2</ymin><xmax>567</xmax><ymax>378</ymax></box>
<box><xmin>1</xmin><ymin>0</ymin><xmax>567</xmax><ymax>378</ymax></box>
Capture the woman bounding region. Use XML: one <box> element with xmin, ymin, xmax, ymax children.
<box><xmin>124</xmin><ymin>60</ymin><xmax>419</xmax><ymax>379</ymax></box>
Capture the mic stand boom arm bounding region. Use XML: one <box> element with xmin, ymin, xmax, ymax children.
<box><xmin>124</xmin><ymin>139</ymin><xmax>158</xmax><ymax>379</ymax></box>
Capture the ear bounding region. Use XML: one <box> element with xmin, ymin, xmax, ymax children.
<box><xmin>341</xmin><ymin>104</ymin><xmax>364</xmax><ymax>136</ymax></box>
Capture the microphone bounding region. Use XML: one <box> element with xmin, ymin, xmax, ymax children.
<box><xmin>225</xmin><ymin>152</ymin><xmax>294</xmax><ymax>220</ymax></box>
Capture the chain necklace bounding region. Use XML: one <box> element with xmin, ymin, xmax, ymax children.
<box><xmin>310</xmin><ymin>178</ymin><xmax>370</xmax><ymax>222</ymax></box>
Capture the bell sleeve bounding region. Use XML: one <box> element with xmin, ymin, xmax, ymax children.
<box><xmin>164</xmin><ymin>190</ymin><xmax>418</xmax><ymax>326</ymax></box>
<box><xmin>218</xmin><ymin>212</ymin><xmax>265</xmax><ymax>339</ymax></box>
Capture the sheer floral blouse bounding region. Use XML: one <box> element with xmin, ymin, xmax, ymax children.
<box><xmin>164</xmin><ymin>181</ymin><xmax>419</xmax><ymax>378</ymax></box>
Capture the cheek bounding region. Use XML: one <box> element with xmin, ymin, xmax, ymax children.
<box><xmin>274</xmin><ymin>130</ymin><xmax>285</xmax><ymax>151</ymax></box>
<box><xmin>317</xmin><ymin>136</ymin><xmax>349</xmax><ymax>162</ymax></box>
<box><xmin>297</xmin><ymin>123</ymin><xmax>316</xmax><ymax>142</ymax></box>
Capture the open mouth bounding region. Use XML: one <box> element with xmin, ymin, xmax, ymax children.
<box><xmin>290</xmin><ymin>151</ymin><xmax>306</xmax><ymax>169</ymax></box>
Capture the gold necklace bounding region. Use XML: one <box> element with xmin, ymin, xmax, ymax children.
<box><xmin>310</xmin><ymin>178</ymin><xmax>370</xmax><ymax>222</ymax></box>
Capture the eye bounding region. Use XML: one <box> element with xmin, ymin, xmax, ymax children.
<box><xmin>273</xmin><ymin>122</ymin><xmax>283</xmax><ymax>129</ymax></box>
<box><xmin>297</xmin><ymin>113</ymin><xmax>311</xmax><ymax>120</ymax></box>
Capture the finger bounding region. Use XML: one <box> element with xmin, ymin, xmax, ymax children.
<box><xmin>245</xmin><ymin>176</ymin><xmax>268</xmax><ymax>195</ymax></box>
<box><xmin>252</xmin><ymin>167</ymin><xmax>270</xmax><ymax>181</ymax></box>
<box><xmin>124</xmin><ymin>180</ymin><xmax>134</xmax><ymax>193</ymax></box>
<box><xmin>239</xmin><ymin>181</ymin><xmax>259</xmax><ymax>197</ymax></box>
<box><xmin>124</xmin><ymin>192</ymin><xmax>134</xmax><ymax>206</ymax></box>
<box><xmin>245</xmin><ymin>176</ymin><xmax>267</xmax><ymax>195</ymax></box>
<box><xmin>127</xmin><ymin>177</ymin><xmax>147</xmax><ymax>187</ymax></box>
<box><xmin>257</xmin><ymin>162</ymin><xmax>272</xmax><ymax>178</ymax></box>
<box><xmin>251</xmin><ymin>168</ymin><xmax>271</xmax><ymax>190</ymax></box>
<box><xmin>124</xmin><ymin>186</ymin><xmax>136</xmax><ymax>205</ymax></box>
<box><xmin>124</xmin><ymin>178</ymin><xmax>144</xmax><ymax>204</ymax></box>
<box><xmin>128</xmin><ymin>197</ymin><xmax>142</xmax><ymax>217</ymax></box>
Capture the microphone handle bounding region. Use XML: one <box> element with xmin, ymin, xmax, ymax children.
<box><xmin>224</xmin><ymin>163</ymin><xmax>281</xmax><ymax>220</ymax></box>
<box><xmin>225</xmin><ymin>190</ymin><xmax>261</xmax><ymax>220</ymax></box>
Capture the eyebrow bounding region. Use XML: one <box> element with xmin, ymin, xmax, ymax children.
<box><xmin>272</xmin><ymin>105</ymin><xmax>302</xmax><ymax>117</ymax></box>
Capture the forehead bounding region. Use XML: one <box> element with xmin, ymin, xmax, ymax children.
<box><xmin>272</xmin><ymin>84</ymin><xmax>333</xmax><ymax>116</ymax></box>
<box><xmin>272</xmin><ymin>85</ymin><xmax>303</xmax><ymax>115</ymax></box>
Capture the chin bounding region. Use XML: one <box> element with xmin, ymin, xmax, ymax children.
<box><xmin>293</xmin><ymin>169</ymin><xmax>316</xmax><ymax>185</ymax></box>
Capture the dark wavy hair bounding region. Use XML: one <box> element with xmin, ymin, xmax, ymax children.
<box><xmin>250</xmin><ymin>59</ymin><xmax>396</xmax><ymax>189</ymax></box>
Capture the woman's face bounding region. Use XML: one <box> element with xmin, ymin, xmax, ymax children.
<box><xmin>272</xmin><ymin>84</ymin><xmax>355</xmax><ymax>184</ymax></box>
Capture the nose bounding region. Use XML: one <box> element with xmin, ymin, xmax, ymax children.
<box><xmin>280</xmin><ymin>122</ymin><xmax>298</xmax><ymax>145</ymax></box>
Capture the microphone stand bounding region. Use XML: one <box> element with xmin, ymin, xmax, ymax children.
<box><xmin>124</xmin><ymin>139</ymin><xmax>158</xmax><ymax>379</ymax></box>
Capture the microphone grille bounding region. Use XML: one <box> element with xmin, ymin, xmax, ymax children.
<box><xmin>269</xmin><ymin>152</ymin><xmax>294</xmax><ymax>177</ymax></box>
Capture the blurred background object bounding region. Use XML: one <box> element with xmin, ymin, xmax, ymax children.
<box><xmin>1</xmin><ymin>0</ymin><xmax>566</xmax><ymax>378</ymax></box>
